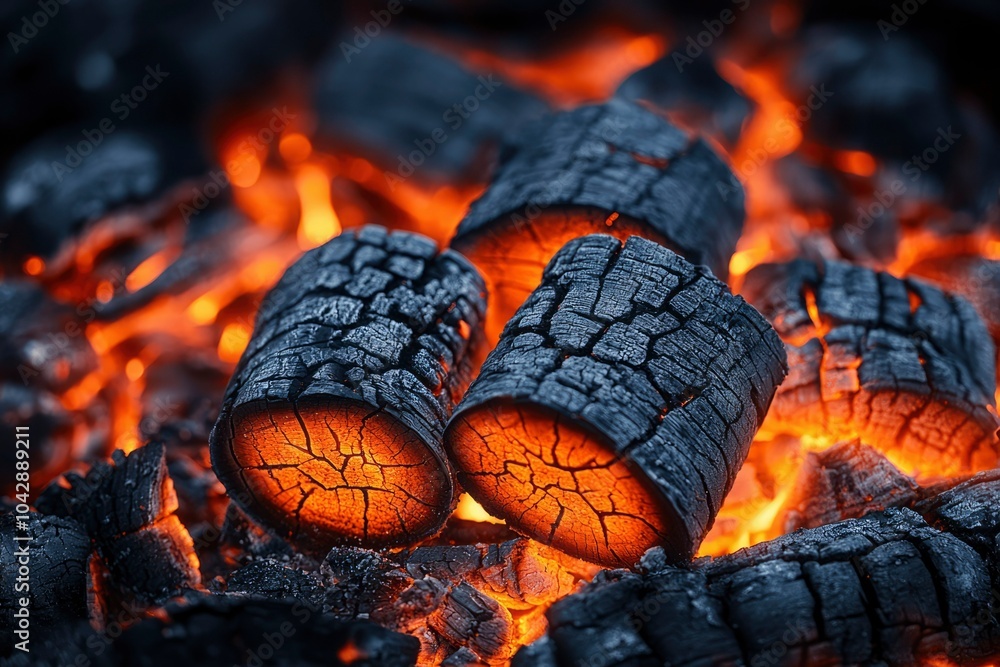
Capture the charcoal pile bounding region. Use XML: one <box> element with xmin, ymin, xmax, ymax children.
<box><xmin>2</xmin><ymin>1</ymin><xmax>1000</xmax><ymax>665</ymax></box>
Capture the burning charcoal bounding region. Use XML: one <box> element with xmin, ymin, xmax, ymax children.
<box><xmin>112</xmin><ymin>593</ymin><xmax>419</xmax><ymax>667</ymax></box>
<box><xmin>743</xmin><ymin>257</ymin><xmax>999</xmax><ymax>475</ymax></box>
<box><xmin>219</xmin><ymin>503</ymin><xmax>295</xmax><ymax>563</ymax></box>
<box><xmin>780</xmin><ymin>440</ymin><xmax>920</xmax><ymax>531</ymax></box>
<box><xmin>378</xmin><ymin>577</ymin><xmax>515</xmax><ymax>665</ymax></box>
<box><xmin>0</xmin><ymin>280</ymin><xmax>98</xmax><ymax>393</ymax></box>
<box><xmin>313</xmin><ymin>34</ymin><xmax>547</xmax><ymax>185</ymax></box>
<box><xmin>518</xmin><ymin>488</ymin><xmax>1000</xmax><ymax>667</ymax></box>
<box><xmin>36</xmin><ymin>442</ymin><xmax>201</xmax><ymax>604</ymax></box>
<box><xmin>450</xmin><ymin>99</ymin><xmax>744</xmax><ymax>342</ymax></box>
<box><xmin>0</xmin><ymin>128</ymin><xmax>204</xmax><ymax>264</ymax></box>
<box><xmin>403</xmin><ymin>539</ymin><xmax>599</xmax><ymax>610</ymax></box>
<box><xmin>211</xmin><ymin>225</ymin><xmax>487</xmax><ymax>553</ymax></box>
<box><xmin>0</xmin><ymin>512</ymin><xmax>90</xmax><ymax>658</ymax></box>
<box><xmin>616</xmin><ymin>50</ymin><xmax>752</xmax><ymax>148</ymax></box>
<box><xmin>227</xmin><ymin>558</ymin><xmax>326</xmax><ymax>608</ymax></box>
<box><xmin>445</xmin><ymin>235</ymin><xmax>787</xmax><ymax>567</ymax></box>
<box><xmin>322</xmin><ymin>547</ymin><xmax>413</xmax><ymax>620</ymax></box>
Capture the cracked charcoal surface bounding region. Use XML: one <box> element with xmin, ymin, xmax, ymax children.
<box><xmin>515</xmin><ymin>473</ymin><xmax>1000</xmax><ymax>667</ymax></box>
<box><xmin>445</xmin><ymin>235</ymin><xmax>787</xmax><ymax>568</ymax></box>
<box><xmin>35</xmin><ymin>442</ymin><xmax>201</xmax><ymax>604</ymax></box>
<box><xmin>781</xmin><ymin>440</ymin><xmax>921</xmax><ymax>532</ymax></box>
<box><xmin>450</xmin><ymin>98</ymin><xmax>744</xmax><ymax>343</ymax></box>
<box><xmin>0</xmin><ymin>512</ymin><xmax>91</xmax><ymax>658</ymax></box>
<box><xmin>743</xmin><ymin>257</ymin><xmax>999</xmax><ymax>476</ymax></box>
<box><xmin>211</xmin><ymin>225</ymin><xmax>487</xmax><ymax>553</ymax></box>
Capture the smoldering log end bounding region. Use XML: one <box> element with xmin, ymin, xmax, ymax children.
<box><xmin>211</xmin><ymin>225</ymin><xmax>487</xmax><ymax>553</ymax></box>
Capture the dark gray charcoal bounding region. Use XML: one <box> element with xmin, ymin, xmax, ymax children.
<box><xmin>211</xmin><ymin>225</ymin><xmax>487</xmax><ymax>553</ymax></box>
<box><xmin>0</xmin><ymin>512</ymin><xmax>90</xmax><ymax>658</ymax></box>
<box><xmin>446</xmin><ymin>235</ymin><xmax>786</xmax><ymax>568</ymax></box>
<box><xmin>313</xmin><ymin>34</ymin><xmax>548</xmax><ymax>184</ymax></box>
<box><xmin>781</xmin><ymin>440</ymin><xmax>920</xmax><ymax>531</ymax></box>
<box><xmin>742</xmin><ymin>257</ymin><xmax>998</xmax><ymax>475</ymax></box>
<box><xmin>35</xmin><ymin>442</ymin><xmax>201</xmax><ymax>604</ymax></box>
<box><xmin>518</xmin><ymin>477</ymin><xmax>1000</xmax><ymax>667</ymax></box>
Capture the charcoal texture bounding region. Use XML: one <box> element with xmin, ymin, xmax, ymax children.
<box><xmin>517</xmin><ymin>475</ymin><xmax>1000</xmax><ymax>667</ymax></box>
<box><xmin>780</xmin><ymin>440</ymin><xmax>921</xmax><ymax>531</ymax></box>
<box><xmin>36</xmin><ymin>442</ymin><xmax>201</xmax><ymax>604</ymax></box>
<box><xmin>743</xmin><ymin>257</ymin><xmax>999</xmax><ymax>474</ymax></box>
<box><xmin>313</xmin><ymin>34</ymin><xmax>547</xmax><ymax>184</ymax></box>
<box><xmin>211</xmin><ymin>225</ymin><xmax>487</xmax><ymax>552</ymax></box>
<box><xmin>446</xmin><ymin>235</ymin><xmax>786</xmax><ymax>567</ymax></box>
<box><xmin>0</xmin><ymin>512</ymin><xmax>91</xmax><ymax>658</ymax></box>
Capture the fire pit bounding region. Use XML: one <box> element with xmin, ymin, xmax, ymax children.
<box><xmin>2</xmin><ymin>1</ymin><xmax>999</xmax><ymax>666</ymax></box>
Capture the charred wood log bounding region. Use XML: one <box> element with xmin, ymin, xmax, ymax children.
<box><xmin>780</xmin><ymin>440</ymin><xmax>920</xmax><ymax>531</ymax></box>
<box><xmin>616</xmin><ymin>50</ymin><xmax>752</xmax><ymax>148</ymax></box>
<box><xmin>450</xmin><ymin>98</ymin><xmax>744</xmax><ymax>342</ymax></box>
<box><xmin>517</xmin><ymin>475</ymin><xmax>1000</xmax><ymax>667</ymax></box>
<box><xmin>743</xmin><ymin>257</ymin><xmax>999</xmax><ymax>475</ymax></box>
<box><xmin>211</xmin><ymin>225</ymin><xmax>487</xmax><ymax>553</ymax></box>
<box><xmin>446</xmin><ymin>235</ymin><xmax>787</xmax><ymax>567</ymax></box>
<box><xmin>0</xmin><ymin>512</ymin><xmax>91</xmax><ymax>658</ymax></box>
<box><xmin>313</xmin><ymin>34</ymin><xmax>547</xmax><ymax>185</ymax></box>
<box><xmin>36</xmin><ymin>442</ymin><xmax>201</xmax><ymax>604</ymax></box>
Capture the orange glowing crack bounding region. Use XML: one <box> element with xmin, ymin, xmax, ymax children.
<box><xmin>448</xmin><ymin>401</ymin><xmax>671</xmax><ymax>568</ymax></box>
<box><xmin>231</xmin><ymin>400</ymin><xmax>450</xmax><ymax>548</ymax></box>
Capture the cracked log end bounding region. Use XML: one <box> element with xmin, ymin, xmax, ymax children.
<box><xmin>446</xmin><ymin>235</ymin><xmax>786</xmax><ymax>569</ymax></box>
<box><xmin>227</xmin><ymin>398</ymin><xmax>452</xmax><ymax>550</ymax></box>
<box><xmin>744</xmin><ymin>257</ymin><xmax>999</xmax><ymax>476</ymax></box>
<box><xmin>450</xmin><ymin>99</ymin><xmax>744</xmax><ymax>344</ymax></box>
<box><xmin>211</xmin><ymin>225</ymin><xmax>487</xmax><ymax>553</ymax></box>
<box><xmin>448</xmin><ymin>401</ymin><xmax>675</xmax><ymax>569</ymax></box>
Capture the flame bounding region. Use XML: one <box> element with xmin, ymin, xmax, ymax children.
<box><xmin>456</xmin><ymin>493</ymin><xmax>505</xmax><ymax>524</ymax></box>
<box><xmin>295</xmin><ymin>164</ymin><xmax>341</xmax><ymax>250</ymax></box>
